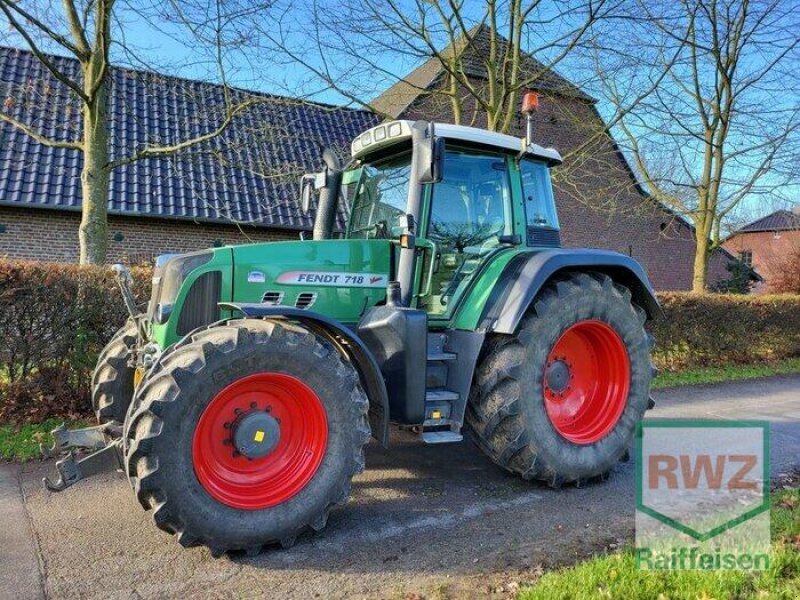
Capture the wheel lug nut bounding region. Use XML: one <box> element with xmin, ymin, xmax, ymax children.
<box><xmin>250</xmin><ymin>402</ymin><xmax>257</xmax><ymax>409</ymax></box>
<box><xmin>233</xmin><ymin>450</ymin><xmax>241</xmax><ymax>458</ymax></box>
<box><xmin>234</xmin><ymin>408</ymin><xmax>243</xmax><ymax>415</ymax></box>
<box><xmin>223</xmin><ymin>422</ymin><xmax>231</xmax><ymax>429</ymax></box>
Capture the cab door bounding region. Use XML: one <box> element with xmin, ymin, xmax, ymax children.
<box><xmin>416</xmin><ymin>147</ymin><xmax>518</xmax><ymax>320</ymax></box>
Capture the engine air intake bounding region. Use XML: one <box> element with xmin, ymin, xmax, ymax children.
<box><xmin>295</xmin><ymin>292</ymin><xmax>317</xmax><ymax>310</ymax></box>
<box><xmin>261</xmin><ymin>291</ymin><xmax>284</xmax><ymax>306</ymax></box>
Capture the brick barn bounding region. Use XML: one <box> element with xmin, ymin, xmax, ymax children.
<box><xmin>723</xmin><ymin>209</ymin><xmax>800</xmax><ymax>292</ymax></box>
<box><xmin>0</xmin><ymin>40</ymin><xmax>731</xmax><ymax>290</ymax></box>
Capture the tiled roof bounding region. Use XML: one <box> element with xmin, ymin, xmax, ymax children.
<box><xmin>371</xmin><ymin>25</ymin><xmax>593</xmax><ymax>119</ymax></box>
<box><xmin>0</xmin><ymin>46</ymin><xmax>381</xmax><ymax>230</ymax></box>
<box><xmin>737</xmin><ymin>209</ymin><xmax>800</xmax><ymax>233</ymax></box>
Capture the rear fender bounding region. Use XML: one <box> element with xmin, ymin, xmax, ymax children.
<box><xmin>220</xmin><ymin>303</ymin><xmax>390</xmax><ymax>447</ymax></box>
<box><xmin>479</xmin><ymin>249</ymin><xmax>662</xmax><ymax>334</ymax></box>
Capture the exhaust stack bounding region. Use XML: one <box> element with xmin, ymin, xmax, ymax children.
<box><xmin>312</xmin><ymin>148</ymin><xmax>343</xmax><ymax>240</ymax></box>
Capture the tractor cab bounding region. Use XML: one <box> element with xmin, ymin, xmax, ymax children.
<box><xmin>306</xmin><ymin>119</ymin><xmax>563</xmax><ymax>322</ymax></box>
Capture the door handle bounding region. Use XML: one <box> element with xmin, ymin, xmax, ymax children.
<box><xmin>415</xmin><ymin>240</ymin><xmax>438</xmax><ymax>298</ymax></box>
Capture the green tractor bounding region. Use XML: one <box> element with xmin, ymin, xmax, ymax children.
<box><xmin>44</xmin><ymin>102</ymin><xmax>658</xmax><ymax>556</ymax></box>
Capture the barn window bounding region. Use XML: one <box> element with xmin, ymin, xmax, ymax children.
<box><xmin>739</xmin><ymin>250</ymin><xmax>753</xmax><ymax>267</ymax></box>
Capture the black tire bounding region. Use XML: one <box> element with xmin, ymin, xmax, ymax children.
<box><xmin>124</xmin><ymin>318</ymin><xmax>370</xmax><ymax>556</ymax></box>
<box><xmin>466</xmin><ymin>272</ymin><xmax>654</xmax><ymax>486</ymax></box>
<box><xmin>91</xmin><ymin>320</ymin><xmax>138</xmax><ymax>424</ymax></box>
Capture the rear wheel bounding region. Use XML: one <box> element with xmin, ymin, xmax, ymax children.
<box><xmin>124</xmin><ymin>319</ymin><xmax>370</xmax><ymax>556</ymax></box>
<box><xmin>91</xmin><ymin>321</ymin><xmax>137</xmax><ymax>423</ymax></box>
<box><xmin>466</xmin><ymin>272</ymin><xmax>653</xmax><ymax>486</ymax></box>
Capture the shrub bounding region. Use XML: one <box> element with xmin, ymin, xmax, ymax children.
<box><xmin>710</xmin><ymin>258</ymin><xmax>759</xmax><ymax>294</ymax></box>
<box><xmin>769</xmin><ymin>244</ymin><xmax>800</xmax><ymax>294</ymax></box>
<box><xmin>651</xmin><ymin>293</ymin><xmax>800</xmax><ymax>371</ymax></box>
<box><xmin>0</xmin><ymin>260</ymin><xmax>151</xmax><ymax>423</ymax></box>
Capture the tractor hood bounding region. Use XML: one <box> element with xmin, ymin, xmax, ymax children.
<box><xmin>229</xmin><ymin>238</ymin><xmax>393</xmax><ymax>325</ymax></box>
<box><xmin>148</xmin><ymin>238</ymin><xmax>393</xmax><ymax>350</ymax></box>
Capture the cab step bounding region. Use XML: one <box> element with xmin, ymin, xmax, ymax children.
<box><xmin>427</xmin><ymin>351</ymin><xmax>457</xmax><ymax>362</ymax></box>
<box><xmin>421</xmin><ymin>431</ymin><xmax>464</xmax><ymax>444</ymax></box>
<box><xmin>422</xmin><ymin>335</ymin><xmax>464</xmax><ymax>444</ymax></box>
<box><xmin>425</xmin><ymin>389</ymin><xmax>459</xmax><ymax>403</ymax></box>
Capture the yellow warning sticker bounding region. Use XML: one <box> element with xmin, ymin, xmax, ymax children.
<box><xmin>254</xmin><ymin>430</ymin><xmax>265</xmax><ymax>443</ymax></box>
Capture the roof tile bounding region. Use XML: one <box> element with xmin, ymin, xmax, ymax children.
<box><xmin>0</xmin><ymin>46</ymin><xmax>381</xmax><ymax>229</ymax></box>
<box><xmin>737</xmin><ymin>209</ymin><xmax>800</xmax><ymax>233</ymax></box>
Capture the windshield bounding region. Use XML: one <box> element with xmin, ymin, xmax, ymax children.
<box><xmin>346</xmin><ymin>153</ymin><xmax>411</xmax><ymax>239</ymax></box>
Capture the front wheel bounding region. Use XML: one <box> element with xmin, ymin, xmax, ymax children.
<box><xmin>91</xmin><ymin>320</ymin><xmax>137</xmax><ymax>424</ymax></box>
<box><xmin>466</xmin><ymin>272</ymin><xmax>653</xmax><ymax>486</ymax></box>
<box><xmin>124</xmin><ymin>319</ymin><xmax>370</xmax><ymax>556</ymax></box>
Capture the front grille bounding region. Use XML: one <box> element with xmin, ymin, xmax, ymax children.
<box><xmin>261</xmin><ymin>291</ymin><xmax>284</xmax><ymax>306</ymax></box>
<box><xmin>295</xmin><ymin>292</ymin><xmax>317</xmax><ymax>310</ymax></box>
<box><xmin>176</xmin><ymin>271</ymin><xmax>222</xmax><ymax>335</ymax></box>
<box><xmin>527</xmin><ymin>226</ymin><xmax>561</xmax><ymax>248</ymax></box>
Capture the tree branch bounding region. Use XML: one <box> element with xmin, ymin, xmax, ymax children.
<box><xmin>0</xmin><ymin>112</ymin><xmax>81</xmax><ymax>150</ymax></box>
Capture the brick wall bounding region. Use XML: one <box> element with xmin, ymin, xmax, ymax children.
<box><xmin>0</xmin><ymin>206</ymin><xmax>296</xmax><ymax>264</ymax></box>
<box><xmin>403</xmin><ymin>88</ymin><xmax>731</xmax><ymax>290</ymax></box>
<box><xmin>724</xmin><ymin>230</ymin><xmax>800</xmax><ymax>292</ymax></box>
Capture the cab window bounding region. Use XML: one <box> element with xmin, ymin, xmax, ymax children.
<box><xmin>346</xmin><ymin>153</ymin><xmax>411</xmax><ymax>239</ymax></box>
<box><xmin>421</xmin><ymin>149</ymin><xmax>512</xmax><ymax>317</ymax></box>
<box><xmin>520</xmin><ymin>159</ymin><xmax>559</xmax><ymax>230</ymax></box>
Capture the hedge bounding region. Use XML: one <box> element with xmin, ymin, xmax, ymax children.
<box><xmin>651</xmin><ymin>293</ymin><xmax>800</xmax><ymax>371</ymax></box>
<box><xmin>0</xmin><ymin>260</ymin><xmax>151</xmax><ymax>423</ymax></box>
<box><xmin>1</xmin><ymin>259</ymin><xmax>798</xmax><ymax>424</ymax></box>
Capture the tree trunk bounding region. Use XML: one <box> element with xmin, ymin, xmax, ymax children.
<box><xmin>692</xmin><ymin>232</ymin><xmax>710</xmax><ymax>293</ymax></box>
<box><xmin>79</xmin><ymin>71</ymin><xmax>110</xmax><ymax>264</ymax></box>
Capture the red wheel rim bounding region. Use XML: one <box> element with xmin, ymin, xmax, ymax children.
<box><xmin>543</xmin><ymin>320</ymin><xmax>630</xmax><ymax>444</ymax></box>
<box><xmin>192</xmin><ymin>373</ymin><xmax>328</xmax><ymax>510</ymax></box>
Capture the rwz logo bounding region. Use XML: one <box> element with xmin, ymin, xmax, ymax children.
<box><xmin>636</xmin><ymin>420</ymin><xmax>769</xmax><ymax>542</ymax></box>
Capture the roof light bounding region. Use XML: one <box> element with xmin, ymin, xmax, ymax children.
<box><xmin>374</xmin><ymin>126</ymin><xmax>386</xmax><ymax>141</ymax></box>
<box><xmin>387</xmin><ymin>122</ymin><xmax>402</xmax><ymax>137</ymax></box>
<box><xmin>522</xmin><ymin>91</ymin><xmax>540</xmax><ymax>114</ymax></box>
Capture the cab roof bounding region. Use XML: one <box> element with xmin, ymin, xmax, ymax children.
<box><xmin>351</xmin><ymin>120</ymin><xmax>562</xmax><ymax>165</ymax></box>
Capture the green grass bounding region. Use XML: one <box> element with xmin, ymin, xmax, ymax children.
<box><xmin>519</xmin><ymin>489</ymin><xmax>800</xmax><ymax>600</ymax></box>
<box><xmin>653</xmin><ymin>358</ymin><xmax>800</xmax><ymax>389</ymax></box>
<box><xmin>0</xmin><ymin>419</ymin><xmax>90</xmax><ymax>462</ymax></box>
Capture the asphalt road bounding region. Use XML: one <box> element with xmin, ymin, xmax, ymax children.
<box><xmin>3</xmin><ymin>375</ymin><xmax>798</xmax><ymax>600</ymax></box>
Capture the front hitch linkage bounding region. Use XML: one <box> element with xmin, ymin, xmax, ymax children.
<box><xmin>112</xmin><ymin>263</ymin><xmax>147</xmax><ymax>340</ymax></box>
<box><xmin>41</xmin><ymin>423</ymin><xmax>124</xmax><ymax>492</ymax></box>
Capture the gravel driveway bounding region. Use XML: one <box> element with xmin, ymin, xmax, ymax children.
<box><xmin>2</xmin><ymin>375</ymin><xmax>798</xmax><ymax>600</ymax></box>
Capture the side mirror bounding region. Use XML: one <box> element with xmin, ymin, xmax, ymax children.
<box><xmin>299</xmin><ymin>171</ymin><xmax>327</xmax><ymax>214</ymax></box>
<box><xmin>412</xmin><ymin>121</ymin><xmax>444</xmax><ymax>185</ymax></box>
<box><xmin>300</xmin><ymin>175</ymin><xmax>315</xmax><ymax>214</ymax></box>
<box><xmin>300</xmin><ymin>176</ymin><xmax>311</xmax><ymax>214</ymax></box>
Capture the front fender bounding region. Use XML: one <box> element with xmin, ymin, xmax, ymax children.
<box><xmin>220</xmin><ymin>303</ymin><xmax>390</xmax><ymax>447</ymax></box>
<box><xmin>478</xmin><ymin>249</ymin><xmax>661</xmax><ymax>334</ymax></box>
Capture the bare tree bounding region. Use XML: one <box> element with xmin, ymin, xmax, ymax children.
<box><xmin>0</xmin><ymin>0</ymin><xmax>273</xmax><ymax>264</ymax></box>
<box><xmin>591</xmin><ymin>0</ymin><xmax>800</xmax><ymax>292</ymax></box>
<box><xmin>255</xmin><ymin>0</ymin><xmax>687</xmax><ymax>230</ymax></box>
<box><xmin>258</xmin><ymin>0</ymin><xmax>614</xmax><ymax>133</ymax></box>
